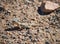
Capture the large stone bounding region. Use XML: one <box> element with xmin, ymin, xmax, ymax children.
<box><xmin>40</xmin><ymin>1</ymin><xmax>60</xmax><ymax>13</ymax></box>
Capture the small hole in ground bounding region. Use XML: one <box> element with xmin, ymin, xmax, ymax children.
<box><xmin>37</xmin><ymin>7</ymin><xmax>53</xmax><ymax>15</ymax></box>
<box><xmin>5</xmin><ymin>26</ymin><xmax>20</xmax><ymax>31</ymax></box>
<box><xmin>0</xmin><ymin>7</ymin><xmax>5</xmax><ymax>12</ymax></box>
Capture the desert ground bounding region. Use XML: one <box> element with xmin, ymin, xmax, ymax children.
<box><xmin>0</xmin><ymin>0</ymin><xmax>60</xmax><ymax>44</ymax></box>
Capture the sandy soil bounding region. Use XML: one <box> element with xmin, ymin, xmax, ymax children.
<box><xmin>0</xmin><ymin>0</ymin><xmax>60</xmax><ymax>44</ymax></box>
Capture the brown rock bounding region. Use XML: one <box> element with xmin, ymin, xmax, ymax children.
<box><xmin>40</xmin><ymin>1</ymin><xmax>60</xmax><ymax>13</ymax></box>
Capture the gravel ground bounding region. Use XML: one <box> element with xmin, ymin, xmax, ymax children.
<box><xmin>0</xmin><ymin>0</ymin><xmax>60</xmax><ymax>44</ymax></box>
